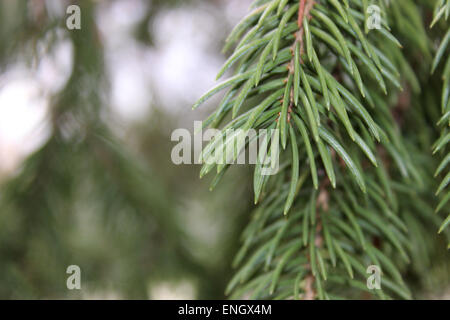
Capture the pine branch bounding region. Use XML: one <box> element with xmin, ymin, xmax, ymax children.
<box><xmin>194</xmin><ymin>0</ymin><xmax>449</xmax><ymax>299</ymax></box>
<box><xmin>431</xmin><ymin>0</ymin><xmax>450</xmax><ymax>247</ymax></box>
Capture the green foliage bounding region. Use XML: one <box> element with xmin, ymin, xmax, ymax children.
<box><xmin>0</xmin><ymin>2</ymin><xmax>191</xmax><ymax>298</ymax></box>
<box><xmin>0</xmin><ymin>0</ymin><xmax>244</xmax><ymax>299</ymax></box>
<box><xmin>195</xmin><ymin>0</ymin><xmax>450</xmax><ymax>299</ymax></box>
<box><xmin>432</xmin><ymin>0</ymin><xmax>450</xmax><ymax>245</ymax></box>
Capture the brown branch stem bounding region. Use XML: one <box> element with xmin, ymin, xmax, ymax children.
<box><xmin>303</xmin><ymin>178</ymin><xmax>329</xmax><ymax>300</ymax></box>
<box><xmin>298</xmin><ymin>0</ymin><xmax>307</xmax><ymax>29</ymax></box>
<box><xmin>287</xmin><ymin>0</ymin><xmax>316</xmax><ymax>107</ymax></box>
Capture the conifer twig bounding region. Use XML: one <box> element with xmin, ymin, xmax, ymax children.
<box><xmin>304</xmin><ymin>178</ymin><xmax>328</xmax><ymax>300</ymax></box>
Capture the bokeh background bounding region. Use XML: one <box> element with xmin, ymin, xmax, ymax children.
<box><xmin>0</xmin><ymin>0</ymin><xmax>256</xmax><ymax>299</ymax></box>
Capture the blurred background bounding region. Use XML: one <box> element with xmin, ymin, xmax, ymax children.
<box><xmin>0</xmin><ymin>0</ymin><xmax>255</xmax><ymax>299</ymax></box>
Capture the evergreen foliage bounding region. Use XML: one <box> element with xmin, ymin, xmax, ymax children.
<box><xmin>195</xmin><ymin>0</ymin><xmax>450</xmax><ymax>299</ymax></box>
<box><xmin>432</xmin><ymin>0</ymin><xmax>450</xmax><ymax>242</ymax></box>
<box><xmin>0</xmin><ymin>0</ymin><xmax>240</xmax><ymax>299</ymax></box>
